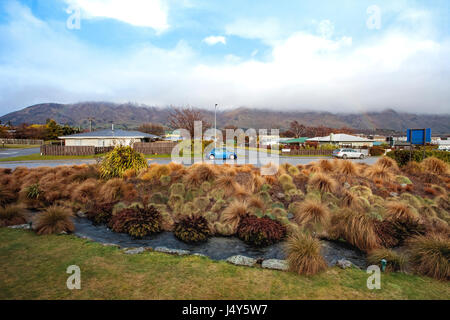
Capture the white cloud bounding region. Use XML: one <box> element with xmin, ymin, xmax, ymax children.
<box><xmin>64</xmin><ymin>0</ymin><xmax>169</xmax><ymax>32</ymax></box>
<box><xmin>202</xmin><ymin>35</ymin><xmax>226</xmax><ymax>46</ymax></box>
<box><xmin>0</xmin><ymin>2</ymin><xmax>449</xmax><ymax>115</ymax></box>
<box><xmin>225</xmin><ymin>18</ymin><xmax>283</xmax><ymax>44</ymax></box>
<box><xmin>317</xmin><ymin>20</ymin><xmax>334</xmax><ymax>39</ymax></box>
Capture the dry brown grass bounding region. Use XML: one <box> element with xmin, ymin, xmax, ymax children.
<box><xmin>35</xmin><ymin>205</ymin><xmax>74</xmax><ymax>235</ymax></box>
<box><xmin>407</xmin><ymin>233</ymin><xmax>450</xmax><ymax>280</ymax></box>
<box><xmin>98</xmin><ymin>179</ymin><xmax>137</xmax><ymax>203</ymax></box>
<box><xmin>403</xmin><ymin>161</ymin><xmax>423</xmax><ymax>176</ymax></box>
<box><xmin>385</xmin><ymin>202</ymin><xmax>419</xmax><ymax>221</ymax></box>
<box><xmin>293</xmin><ymin>200</ymin><xmax>330</xmax><ymax>230</ymax></box>
<box><xmin>285</xmin><ymin>231</ymin><xmax>328</xmax><ymax>275</ymax></box>
<box><xmin>328</xmin><ymin>209</ymin><xmax>381</xmax><ymax>252</ymax></box>
<box><xmin>220</xmin><ymin>200</ymin><xmax>249</xmax><ymax>233</ymax></box>
<box><xmin>71</xmin><ymin>179</ymin><xmax>99</xmax><ymax>204</ymax></box>
<box><xmin>376</xmin><ymin>157</ymin><xmax>399</xmax><ymax>171</ymax></box>
<box><xmin>0</xmin><ymin>204</ymin><xmax>27</xmax><ymax>227</ymax></box>
<box><xmin>364</xmin><ymin>164</ymin><xmax>395</xmax><ymax>183</ymax></box>
<box><xmin>338</xmin><ymin>160</ymin><xmax>358</xmax><ymax>176</ymax></box>
<box><xmin>318</xmin><ymin>160</ymin><xmax>334</xmax><ymax>173</ymax></box>
<box><xmin>308</xmin><ymin>173</ymin><xmax>337</xmax><ymax>193</ymax></box>
<box><xmin>367</xmin><ymin>248</ymin><xmax>407</xmax><ymax>272</ymax></box>
<box><xmin>215</xmin><ymin>174</ymin><xmax>238</xmax><ymax>197</ymax></box>
<box><xmin>422</xmin><ymin>157</ymin><xmax>449</xmax><ymax>175</ymax></box>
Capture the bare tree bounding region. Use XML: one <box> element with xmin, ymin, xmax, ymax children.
<box><xmin>138</xmin><ymin>122</ymin><xmax>165</xmax><ymax>136</ymax></box>
<box><xmin>168</xmin><ymin>107</ymin><xmax>211</xmax><ymax>138</ymax></box>
<box><xmin>289</xmin><ymin>121</ymin><xmax>306</xmax><ymax>138</ymax></box>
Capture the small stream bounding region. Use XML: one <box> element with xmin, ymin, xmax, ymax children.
<box><xmin>74</xmin><ymin>218</ymin><xmax>367</xmax><ymax>267</ymax></box>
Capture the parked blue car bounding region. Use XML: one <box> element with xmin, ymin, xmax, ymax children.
<box><xmin>208</xmin><ymin>148</ymin><xmax>237</xmax><ymax>160</ymax></box>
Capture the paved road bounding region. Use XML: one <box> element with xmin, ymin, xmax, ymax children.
<box><xmin>0</xmin><ymin>147</ymin><xmax>41</xmax><ymax>159</ymax></box>
<box><xmin>0</xmin><ymin>154</ymin><xmax>378</xmax><ymax>169</ymax></box>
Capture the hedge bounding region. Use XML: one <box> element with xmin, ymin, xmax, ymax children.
<box><xmin>386</xmin><ymin>149</ymin><xmax>450</xmax><ymax>167</ymax></box>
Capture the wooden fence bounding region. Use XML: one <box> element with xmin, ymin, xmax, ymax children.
<box><xmin>40</xmin><ymin>145</ymin><xmax>114</xmax><ymax>156</ymax></box>
<box><xmin>285</xmin><ymin>149</ymin><xmax>334</xmax><ymax>156</ymax></box>
<box><xmin>133</xmin><ymin>141</ymin><xmax>177</xmax><ymax>155</ymax></box>
<box><xmin>0</xmin><ymin>138</ymin><xmax>44</xmax><ymax>145</ymax></box>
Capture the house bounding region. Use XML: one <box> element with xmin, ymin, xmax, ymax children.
<box><xmin>59</xmin><ymin>129</ymin><xmax>160</xmax><ymax>147</ymax></box>
<box><xmin>307</xmin><ymin>133</ymin><xmax>374</xmax><ymax>148</ymax></box>
<box><xmin>437</xmin><ymin>139</ymin><xmax>450</xmax><ymax>151</ymax></box>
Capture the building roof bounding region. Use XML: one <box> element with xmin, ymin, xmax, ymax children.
<box><xmin>59</xmin><ymin>129</ymin><xmax>160</xmax><ymax>139</ymax></box>
<box><xmin>283</xmin><ymin>137</ymin><xmax>308</xmax><ymax>144</ymax></box>
<box><xmin>307</xmin><ymin>133</ymin><xmax>374</xmax><ymax>143</ymax></box>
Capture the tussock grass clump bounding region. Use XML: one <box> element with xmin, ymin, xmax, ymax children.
<box><xmin>407</xmin><ymin>234</ymin><xmax>450</xmax><ymax>280</ymax></box>
<box><xmin>308</xmin><ymin>173</ymin><xmax>337</xmax><ymax>194</ymax></box>
<box><xmin>214</xmin><ymin>174</ymin><xmax>237</xmax><ymax>197</ymax></box>
<box><xmin>422</xmin><ymin>157</ymin><xmax>448</xmax><ymax>175</ymax></box>
<box><xmin>367</xmin><ymin>249</ymin><xmax>407</xmax><ymax>272</ymax></box>
<box><xmin>293</xmin><ymin>200</ymin><xmax>330</xmax><ymax>231</ymax></box>
<box><xmin>285</xmin><ymin>232</ymin><xmax>328</xmax><ymax>275</ymax></box>
<box><xmin>386</xmin><ymin>202</ymin><xmax>419</xmax><ymax>221</ymax></box>
<box><xmin>191</xmin><ymin>163</ymin><xmax>218</xmax><ymax>182</ymax></box>
<box><xmin>288</xmin><ymin>166</ymin><xmax>300</xmax><ymax>176</ymax></box>
<box><xmin>0</xmin><ymin>188</ymin><xmax>17</xmax><ymax>207</ymax></box>
<box><xmin>35</xmin><ymin>205</ymin><xmax>74</xmax><ymax>235</ymax></box>
<box><xmin>376</xmin><ymin>157</ymin><xmax>399</xmax><ymax>171</ymax></box>
<box><xmin>329</xmin><ymin>209</ymin><xmax>381</xmax><ymax>252</ymax></box>
<box><xmin>220</xmin><ymin>200</ymin><xmax>249</xmax><ymax>233</ymax></box>
<box><xmin>402</xmin><ymin>161</ymin><xmax>423</xmax><ymax>176</ymax></box>
<box><xmin>71</xmin><ymin>179</ymin><xmax>99</xmax><ymax>204</ymax></box>
<box><xmin>99</xmin><ymin>179</ymin><xmax>137</xmax><ymax>203</ymax></box>
<box><xmin>0</xmin><ymin>204</ymin><xmax>27</xmax><ymax>227</ymax></box>
<box><xmin>338</xmin><ymin>160</ymin><xmax>357</xmax><ymax>176</ymax></box>
<box><xmin>278</xmin><ymin>174</ymin><xmax>293</xmax><ymax>185</ymax></box>
<box><xmin>318</xmin><ymin>160</ymin><xmax>334</xmax><ymax>173</ymax></box>
<box><xmin>140</xmin><ymin>164</ymin><xmax>170</xmax><ymax>181</ymax></box>
<box><xmin>364</xmin><ymin>164</ymin><xmax>395</xmax><ymax>183</ymax></box>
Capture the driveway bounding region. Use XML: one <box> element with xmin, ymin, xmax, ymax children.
<box><xmin>0</xmin><ymin>147</ymin><xmax>41</xmax><ymax>159</ymax></box>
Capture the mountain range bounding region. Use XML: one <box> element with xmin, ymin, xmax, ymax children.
<box><xmin>1</xmin><ymin>102</ymin><xmax>449</xmax><ymax>134</ymax></box>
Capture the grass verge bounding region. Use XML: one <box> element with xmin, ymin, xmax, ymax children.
<box><xmin>0</xmin><ymin>153</ymin><xmax>172</xmax><ymax>162</ymax></box>
<box><xmin>0</xmin><ymin>228</ymin><xmax>448</xmax><ymax>300</ymax></box>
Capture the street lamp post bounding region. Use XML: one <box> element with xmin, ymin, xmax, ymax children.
<box><xmin>215</xmin><ymin>104</ymin><xmax>218</xmax><ymax>149</ymax></box>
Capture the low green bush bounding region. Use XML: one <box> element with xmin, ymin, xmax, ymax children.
<box><xmin>370</xmin><ymin>146</ymin><xmax>385</xmax><ymax>156</ymax></box>
<box><xmin>387</xmin><ymin>150</ymin><xmax>450</xmax><ymax>167</ymax></box>
<box><xmin>237</xmin><ymin>215</ymin><xmax>286</xmax><ymax>247</ymax></box>
<box><xmin>174</xmin><ymin>214</ymin><xmax>211</xmax><ymax>243</ymax></box>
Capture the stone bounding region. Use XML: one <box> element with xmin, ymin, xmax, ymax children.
<box><xmin>76</xmin><ymin>211</ymin><xmax>87</xmax><ymax>218</ymax></box>
<box><xmin>261</xmin><ymin>259</ymin><xmax>289</xmax><ymax>271</ymax></box>
<box><xmin>390</xmin><ymin>192</ymin><xmax>399</xmax><ymax>197</ymax></box>
<box><xmin>277</xmin><ymin>193</ymin><xmax>285</xmax><ymax>199</ymax></box>
<box><xmin>287</xmin><ymin>213</ymin><xmax>294</xmax><ymax>220</ymax></box>
<box><xmin>154</xmin><ymin>246</ymin><xmax>190</xmax><ymax>256</ymax></box>
<box><xmin>124</xmin><ymin>247</ymin><xmax>145</xmax><ymax>255</ymax></box>
<box><xmin>59</xmin><ymin>231</ymin><xmax>68</xmax><ymax>235</ymax></box>
<box><xmin>8</xmin><ymin>224</ymin><xmax>31</xmax><ymax>230</ymax></box>
<box><xmin>226</xmin><ymin>255</ymin><xmax>257</xmax><ymax>267</ymax></box>
<box><xmin>336</xmin><ymin>259</ymin><xmax>353</xmax><ymax>269</ymax></box>
<box><xmin>344</xmin><ymin>182</ymin><xmax>351</xmax><ymax>189</ymax></box>
<box><xmin>192</xmin><ymin>253</ymin><xmax>207</xmax><ymax>258</ymax></box>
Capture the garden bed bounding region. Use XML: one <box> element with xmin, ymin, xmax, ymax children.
<box><xmin>73</xmin><ymin>217</ymin><xmax>367</xmax><ymax>267</ymax></box>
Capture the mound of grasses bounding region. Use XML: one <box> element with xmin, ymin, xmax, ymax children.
<box><xmin>407</xmin><ymin>234</ymin><xmax>450</xmax><ymax>280</ymax></box>
<box><xmin>0</xmin><ymin>204</ymin><xmax>27</xmax><ymax>227</ymax></box>
<box><xmin>99</xmin><ymin>146</ymin><xmax>148</xmax><ymax>179</ymax></box>
<box><xmin>285</xmin><ymin>232</ymin><xmax>328</xmax><ymax>275</ymax></box>
<box><xmin>367</xmin><ymin>248</ymin><xmax>407</xmax><ymax>272</ymax></box>
<box><xmin>35</xmin><ymin>205</ymin><xmax>74</xmax><ymax>235</ymax></box>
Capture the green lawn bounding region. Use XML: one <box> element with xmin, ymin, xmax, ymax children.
<box><xmin>0</xmin><ymin>228</ymin><xmax>448</xmax><ymax>300</ymax></box>
<box><xmin>0</xmin><ymin>144</ymin><xmax>42</xmax><ymax>149</ymax></box>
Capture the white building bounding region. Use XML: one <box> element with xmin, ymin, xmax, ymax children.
<box><xmin>59</xmin><ymin>129</ymin><xmax>159</xmax><ymax>147</ymax></box>
<box><xmin>307</xmin><ymin>133</ymin><xmax>375</xmax><ymax>148</ymax></box>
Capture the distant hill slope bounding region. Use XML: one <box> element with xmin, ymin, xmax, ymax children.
<box><xmin>1</xmin><ymin>102</ymin><xmax>449</xmax><ymax>134</ymax></box>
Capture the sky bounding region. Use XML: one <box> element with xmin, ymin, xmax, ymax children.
<box><xmin>0</xmin><ymin>0</ymin><xmax>449</xmax><ymax>116</ymax></box>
